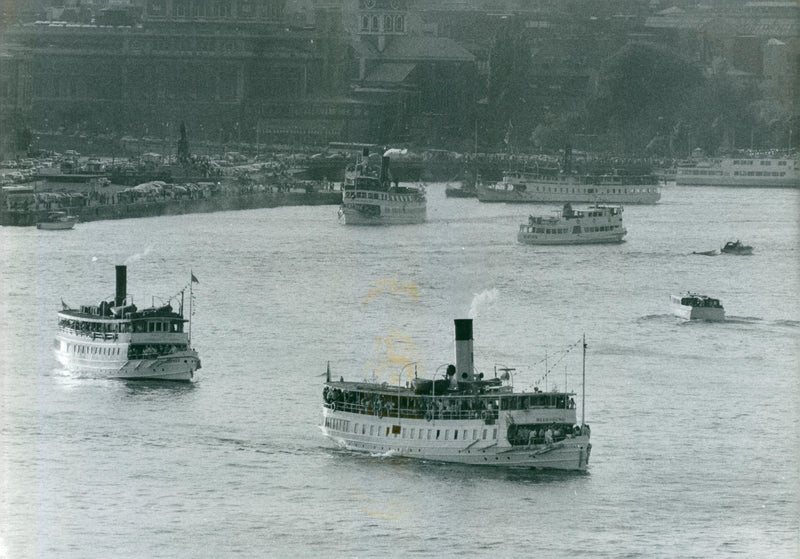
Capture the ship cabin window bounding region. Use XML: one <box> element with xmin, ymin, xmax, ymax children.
<box><xmin>410</xmin><ymin>428</ymin><xmax>415</xmax><ymax>438</ymax></box>
<box><xmin>354</xmin><ymin>423</ymin><xmax>358</xmax><ymax>433</ymax></box>
<box><xmin>362</xmin><ymin>424</ymin><xmax>366</xmax><ymax>434</ymax></box>
<box><xmin>436</xmin><ymin>430</ymin><xmax>440</xmax><ymax>440</ymax></box>
<box><xmin>392</xmin><ymin>425</ymin><xmax>400</xmax><ymax>435</ymax></box>
<box><xmin>493</xmin><ymin>429</ymin><xmax>498</xmax><ymax>439</ymax></box>
<box><xmin>370</xmin><ymin>425</ymin><xmax>374</xmax><ymax>436</ymax></box>
<box><xmin>472</xmin><ymin>429</ymin><xmax>477</xmax><ymax>440</ymax></box>
<box><xmin>427</xmin><ymin>429</ymin><xmax>431</xmax><ymax>440</ymax></box>
<box><xmin>482</xmin><ymin>429</ymin><xmax>487</xmax><ymax>439</ymax></box>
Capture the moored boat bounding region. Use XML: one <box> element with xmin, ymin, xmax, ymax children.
<box><xmin>517</xmin><ymin>203</ymin><xmax>626</xmax><ymax>245</ymax></box>
<box><xmin>338</xmin><ymin>148</ymin><xmax>426</xmax><ymax>225</ymax></box>
<box><xmin>675</xmin><ymin>155</ymin><xmax>799</xmax><ymax>188</ymax></box>
<box><xmin>444</xmin><ymin>183</ymin><xmax>477</xmax><ymax>198</ymax></box>
<box><xmin>670</xmin><ymin>293</ymin><xmax>725</xmax><ymax>321</ymax></box>
<box><xmin>720</xmin><ymin>240</ymin><xmax>753</xmax><ymax>255</ymax></box>
<box><xmin>478</xmin><ymin>160</ymin><xmax>660</xmax><ymax>204</ymax></box>
<box><xmin>36</xmin><ymin>211</ymin><xmax>77</xmax><ymax>230</ymax></box>
<box><xmin>321</xmin><ymin>319</ymin><xmax>592</xmax><ymax>471</ymax></box>
<box><xmin>54</xmin><ymin>265</ymin><xmax>201</xmax><ymax>381</ymax></box>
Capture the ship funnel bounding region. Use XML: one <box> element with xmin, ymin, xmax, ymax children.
<box><xmin>380</xmin><ymin>155</ymin><xmax>390</xmax><ymax>185</ymax></box>
<box><xmin>362</xmin><ymin>147</ymin><xmax>369</xmax><ymax>157</ymax></box>
<box><xmin>454</xmin><ymin>319</ymin><xmax>474</xmax><ymax>385</ymax></box>
<box><xmin>115</xmin><ymin>265</ymin><xmax>127</xmax><ymax>307</ymax></box>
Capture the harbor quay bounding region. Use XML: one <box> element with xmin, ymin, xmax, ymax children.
<box><xmin>1</xmin><ymin>174</ymin><xmax>340</xmax><ymax>227</ymax></box>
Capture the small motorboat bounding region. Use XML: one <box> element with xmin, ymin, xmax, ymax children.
<box><xmin>721</xmin><ymin>240</ymin><xmax>753</xmax><ymax>255</ymax></box>
<box><xmin>36</xmin><ymin>211</ymin><xmax>77</xmax><ymax>230</ymax></box>
<box><xmin>670</xmin><ymin>293</ymin><xmax>725</xmax><ymax>321</ymax></box>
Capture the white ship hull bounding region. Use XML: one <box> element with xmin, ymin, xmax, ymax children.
<box><xmin>518</xmin><ymin>230</ymin><xmax>625</xmax><ymax>245</ymax></box>
<box><xmin>321</xmin><ymin>408</ymin><xmax>590</xmax><ymax>470</ymax></box>
<box><xmin>478</xmin><ymin>180</ymin><xmax>660</xmax><ymax>204</ymax></box>
<box><xmin>54</xmin><ymin>339</ymin><xmax>200</xmax><ymax>381</ymax></box>
<box><xmin>671</xmin><ymin>304</ymin><xmax>725</xmax><ymax>322</ymax></box>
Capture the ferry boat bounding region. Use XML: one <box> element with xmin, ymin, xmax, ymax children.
<box><xmin>338</xmin><ymin>149</ymin><xmax>426</xmax><ymax>225</ymax></box>
<box><xmin>675</xmin><ymin>155</ymin><xmax>799</xmax><ymax>188</ymax></box>
<box><xmin>53</xmin><ymin>265</ymin><xmax>201</xmax><ymax>381</ymax></box>
<box><xmin>321</xmin><ymin>319</ymin><xmax>592</xmax><ymax>471</ymax></box>
<box><xmin>518</xmin><ymin>203</ymin><xmax>626</xmax><ymax>245</ymax></box>
<box><xmin>477</xmin><ymin>169</ymin><xmax>660</xmax><ymax>205</ymax></box>
<box><xmin>670</xmin><ymin>293</ymin><xmax>725</xmax><ymax>321</ymax></box>
<box><xmin>36</xmin><ymin>211</ymin><xmax>77</xmax><ymax>230</ymax></box>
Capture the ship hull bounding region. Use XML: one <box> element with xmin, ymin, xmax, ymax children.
<box><xmin>321</xmin><ymin>409</ymin><xmax>591</xmax><ymax>471</ymax></box>
<box><xmin>54</xmin><ymin>340</ymin><xmax>200</xmax><ymax>381</ymax></box>
<box><xmin>338</xmin><ymin>203</ymin><xmax>426</xmax><ymax>225</ymax></box>
<box><xmin>671</xmin><ymin>305</ymin><xmax>725</xmax><ymax>321</ymax></box>
<box><xmin>518</xmin><ymin>231</ymin><xmax>626</xmax><ymax>245</ymax></box>
<box><xmin>478</xmin><ymin>182</ymin><xmax>660</xmax><ymax>205</ymax></box>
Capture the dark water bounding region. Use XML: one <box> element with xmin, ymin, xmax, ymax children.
<box><xmin>1</xmin><ymin>185</ymin><xmax>798</xmax><ymax>558</ymax></box>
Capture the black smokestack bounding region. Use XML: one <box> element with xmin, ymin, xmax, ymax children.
<box><xmin>115</xmin><ymin>265</ymin><xmax>127</xmax><ymax>307</ymax></box>
<box><xmin>362</xmin><ymin>147</ymin><xmax>369</xmax><ymax>157</ymax></box>
<box><xmin>380</xmin><ymin>155</ymin><xmax>390</xmax><ymax>184</ymax></box>
<box><xmin>454</xmin><ymin>319</ymin><xmax>474</xmax><ymax>384</ymax></box>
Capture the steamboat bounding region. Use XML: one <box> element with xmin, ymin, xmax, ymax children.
<box><xmin>478</xmin><ymin>170</ymin><xmax>661</xmax><ymax>205</ymax></box>
<box><xmin>518</xmin><ymin>203</ymin><xmax>626</xmax><ymax>245</ymax></box>
<box><xmin>321</xmin><ymin>319</ymin><xmax>591</xmax><ymax>471</ymax></box>
<box><xmin>338</xmin><ymin>148</ymin><xmax>426</xmax><ymax>225</ymax></box>
<box><xmin>53</xmin><ymin>265</ymin><xmax>201</xmax><ymax>381</ymax></box>
<box><xmin>675</xmin><ymin>155</ymin><xmax>799</xmax><ymax>188</ymax></box>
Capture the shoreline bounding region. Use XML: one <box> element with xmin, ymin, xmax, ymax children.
<box><xmin>1</xmin><ymin>190</ymin><xmax>341</xmax><ymax>227</ymax></box>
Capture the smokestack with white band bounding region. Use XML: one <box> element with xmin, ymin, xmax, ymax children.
<box><xmin>454</xmin><ymin>319</ymin><xmax>474</xmax><ymax>385</ymax></box>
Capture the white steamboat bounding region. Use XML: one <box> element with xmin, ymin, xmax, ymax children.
<box><xmin>53</xmin><ymin>265</ymin><xmax>201</xmax><ymax>381</ymax></box>
<box><xmin>321</xmin><ymin>319</ymin><xmax>591</xmax><ymax>471</ymax></box>
<box><xmin>478</xmin><ymin>170</ymin><xmax>660</xmax><ymax>205</ymax></box>
<box><xmin>518</xmin><ymin>203</ymin><xmax>626</xmax><ymax>245</ymax></box>
<box><xmin>675</xmin><ymin>155</ymin><xmax>799</xmax><ymax>188</ymax></box>
<box><xmin>338</xmin><ymin>149</ymin><xmax>426</xmax><ymax>225</ymax></box>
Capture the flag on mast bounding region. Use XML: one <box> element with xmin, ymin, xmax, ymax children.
<box><xmin>191</xmin><ymin>273</ymin><xmax>199</xmax><ymax>284</ymax></box>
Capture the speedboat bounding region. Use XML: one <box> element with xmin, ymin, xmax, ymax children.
<box><xmin>670</xmin><ymin>293</ymin><xmax>725</xmax><ymax>321</ymax></box>
<box><xmin>37</xmin><ymin>211</ymin><xmax>77</xmax><ymax>230</ymax></box>
<box><xmin>721</xmin><ymin>240</ymin><xmax>753</xmax><ymax>255</ymax></box>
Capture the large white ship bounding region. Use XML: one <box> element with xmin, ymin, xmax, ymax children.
<box><xmin>338</xmin><ymin>149</ymin><xmax>426</xmax><ymax>225</ymax></box>
<box><xmin>675</xmin><ymin>155</ymin><xmax>799</xmax><ymax>187</ymax></box>
<box><xmin>321</xmin><ymin>319</ymin><xmax>591</xmax><ymax>471</ymax></box>
<box><xmin>53</xmin><ymin>265</ymin><xmax>201</xmax><ymax>381</ymax></box>
<box><xmin>518</xmin><ymin>203</ymin><xmax>626</xmax><ymax>245</ymax></box>
<box><xmin>478</xmin><ymin>169</ymin><xmax>660</xmax><ymax>205</ymax></box>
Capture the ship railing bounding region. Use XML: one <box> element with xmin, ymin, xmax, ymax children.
<box><xmin>58</xmin><ymin>326</ymin><xmax>119</xmax><ymax>341</ymax></box>
<box><xmin>324</xmin><ymin>400</ymin><xmax>500</xmax><ymax>422</ymax></box>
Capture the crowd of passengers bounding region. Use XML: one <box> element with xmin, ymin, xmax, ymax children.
<box><xmin>128</xmin><ymin>344</ymin><xmax>187</xmax><ymax>359</ymax></box>
<box><xmin>507</xmin><ymin>422</ymin><xmax>589</xmax><ymax>446</ymax></box>
<box><xmin>324</xmin><ymin>386</ymin><xmax>575</xmax><ymax>421</ymax></box>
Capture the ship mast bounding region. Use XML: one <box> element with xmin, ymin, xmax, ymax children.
<box><xmin>188</xmin><ymin>272</ymin><xmax>194</xmax><ymax>345</ymax></box>
<box><xmin>581</xmin><ymin>334</ymin><xmax>586</xmax><ymax>428</ymax></box>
